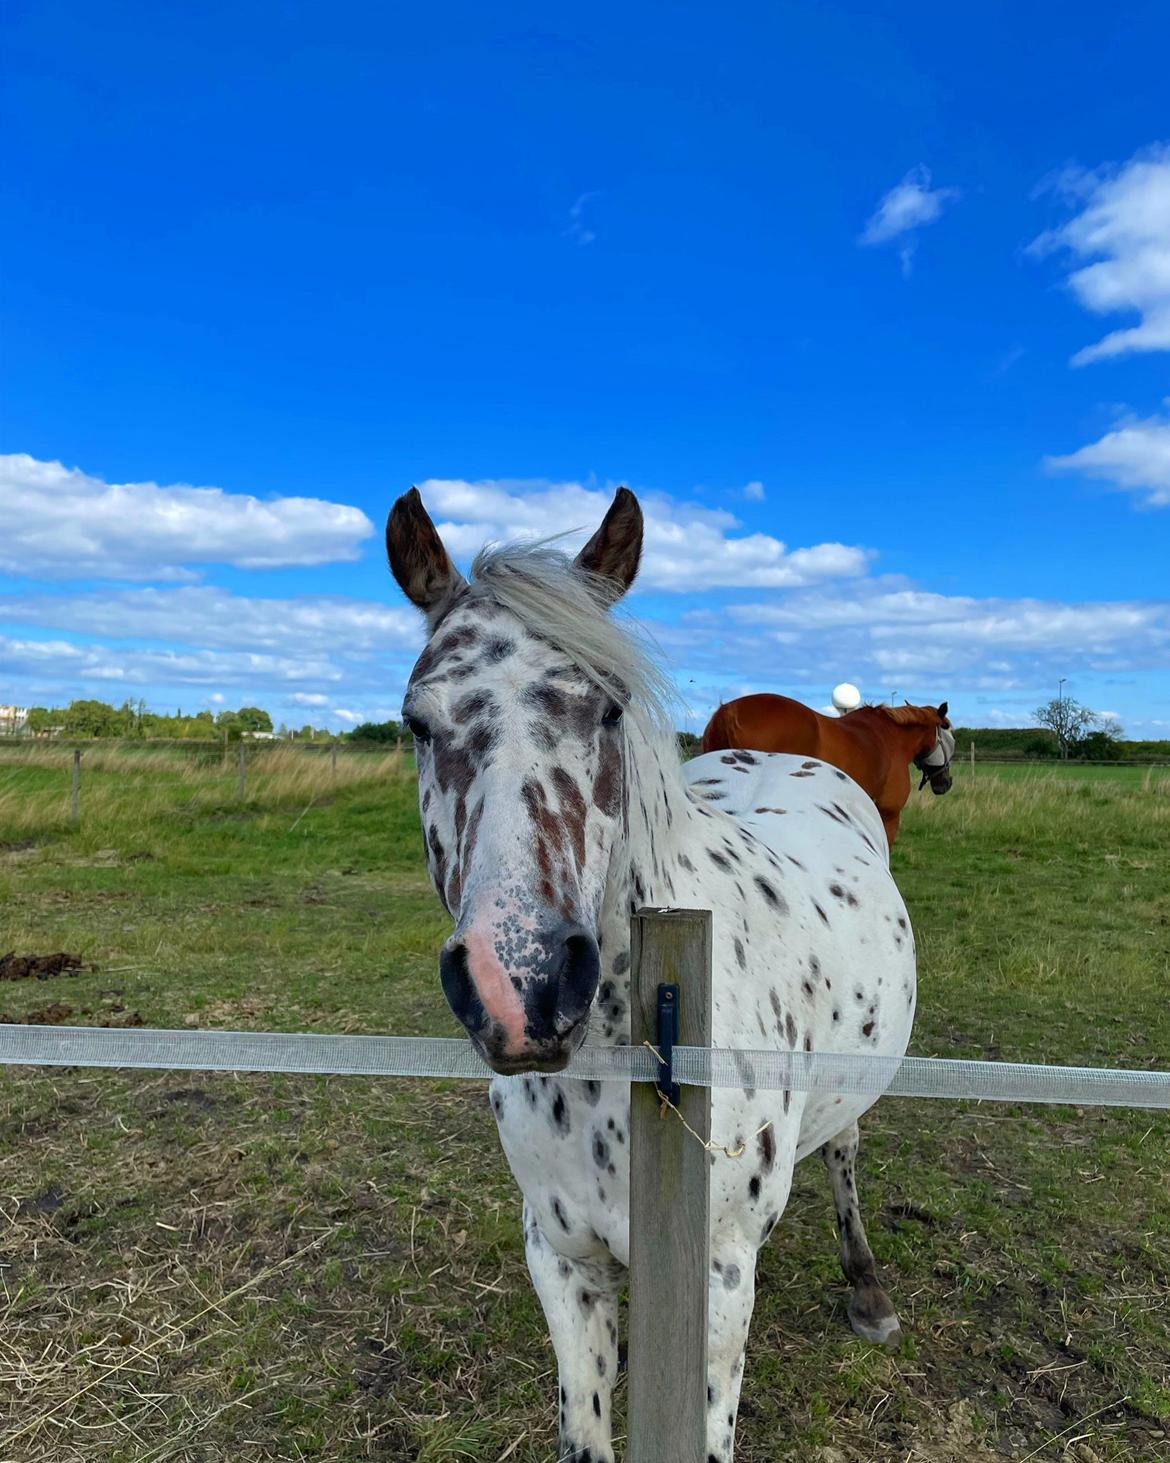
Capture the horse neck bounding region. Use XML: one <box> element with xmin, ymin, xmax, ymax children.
<box><xmin>859</xmin><ymin>709</ymin><xmax>934</xmax><ymax>760</ymax></box>
<box><xmin>594</xmin><ymin>716</ymin><xmax>698</xmax><ymax>1048</ymax></box>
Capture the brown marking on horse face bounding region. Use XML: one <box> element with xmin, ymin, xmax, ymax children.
<box><xmin>593</xmin><ymin>738</ymin><xmax>621</xmax><ymax>817</ymax></box>
<box><xmin>427</xmin><ymin>824</ymin><xmax>449</xmax><ymax>905</ymax></box>
<box><xmin>463</xmin><ymin>797</ymin><xmax>484</xmax><ymax>873</ymax></box>
<box><xmin>522</xmin><ymin>779</ymin><xmax>570</xmax><ymax>907</ymax></box>
<box><xmin>452</xmin><ymin>689</ymin><xmax>495</xmax><ymax>724</ymax></box>
<box><xmin>433</xmin><ymin>739</ymin><xmax>477</xmax><ymax>799</ymax></box>
<box><xmin>551</xmin><ymin>766</ymin><xmax>588</xmax><ymax>874</ymax></box>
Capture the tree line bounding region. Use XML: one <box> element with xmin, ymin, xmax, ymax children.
<box><xmin>18</xmin><ymin>699</ymin><xmax>338</xmax><ymax>742</ymax></box>
<box><xmin>10</xmin><ymin>697</ymin><xmax>1169</xmax><ymax>760</ymax></box>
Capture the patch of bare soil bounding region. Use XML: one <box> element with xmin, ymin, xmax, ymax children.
<box><xmin>0</xmin><ymin>1000</ymin><xmax>75</xmax><ymax>1024</ymax></box>
<box><xmin>0</xmin><ymin>951</ymin><xmax>89</xmax><ymax>981</ymax></box>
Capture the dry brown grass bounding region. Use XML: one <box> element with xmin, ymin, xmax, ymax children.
<box><xmin>0</xmin><ymin>743</ymin><xmax>411</xmax><ymax>842</ymax></box>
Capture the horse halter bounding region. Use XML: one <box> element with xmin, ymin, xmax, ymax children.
<box><xmin>914</xmin><ymin>726</ymin><xmax>955</xmax><ymax>790</ymax></box>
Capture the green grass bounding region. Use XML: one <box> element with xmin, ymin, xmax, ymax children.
<box><xmin>1</xmin><ymin>747</ymin><xmax>1168</xmax><ymax>1461</ymax></box>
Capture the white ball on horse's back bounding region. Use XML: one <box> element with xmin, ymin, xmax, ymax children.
<box><xmin>832</xmin><ymin>682</ymin><xmax>862</xmax><ymax>712</ymax></box>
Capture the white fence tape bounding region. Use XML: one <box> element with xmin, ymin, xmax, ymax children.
<box><xmin>2</xmin><ymin>1025</ymin><xmax>1168</xmax><ymax>1109</ymax></box>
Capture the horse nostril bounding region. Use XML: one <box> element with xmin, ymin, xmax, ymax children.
<box><xmin>554</xmin><ymin>930</ymin><xmax>601</xmax><ymax>1035</ymax></box>
<box><xmin>439</xmin><ymin>941</ymin><xmax>487</xmax><ymax>1033</ymax></box>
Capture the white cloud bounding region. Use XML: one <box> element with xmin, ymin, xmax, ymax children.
<box><xmin>415</xmin><ymin>478</ymin><xmax>872</xmax><ymax>590</ymax></box>
<box><xmin>1046</xmin><ymin>410</ymin><xmax>1170</xmax><ymax>508</ymax></box>
<box><xmin>0</xmin><ymin>453</ymin><xmax>374</xmax><ymax>580</ymax></box>
<box><xmin>0</xmin><ymin>633</ymin><xmax>348</xmax><ymax>689</ymax></box>
<box><xmin>1030</xmin><ymin>145</ymin><xmax>1170</xmax><ymax>365</ymax></box>
<box><xmin>743</xmin><ymin>480</ymin><xmax>766</xmax><ymax>502</ymax></box>
<box><xmin>859</xmin><ymin>166</ymin><xmax>960</xmax><ymax>273</ymax></box>
<box><xmin>565</xmin><ymin>192</ymin><xmax>600</xmax><ymax>246</ymax></box>
<box><xmin>666</xmin><ymin>583</ymin><xmax>1170</xmax><ymax>699</ymax></box>
<box><xmin>0</xmin><ymin>585</ymin><xmax>421</xmax><ymax>655</ymax></box>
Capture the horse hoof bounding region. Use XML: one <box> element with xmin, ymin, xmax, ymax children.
<box><xmin>848</xmin><ymin>1283</ymin><xmax>902</xmax><ymax>1348</ymax></box>
<box><xmin>849</xmin><ymin>1310</ymin><xmax>902</xmax><ymax>1347</ymax></box>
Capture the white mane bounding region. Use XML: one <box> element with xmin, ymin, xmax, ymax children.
<box><xmin>466</xmin><ymin>540</ymin><xmax>677</xmax><ymax>734</ymax></box>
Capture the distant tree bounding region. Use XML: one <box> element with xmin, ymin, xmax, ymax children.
<box><xmin>348</xmin><ymin>719</ymin><xmax>402</xmax><ymax>744</ymax></box>
<box><xmin>677</xmin><ymin>730</ymin><xmax>701</xmax><ymax>759</ymax></box>
<box><xmin>24</xmin><ymin>706</ymin><xmax>55</xmax><ymax>735</ymax></box>
<box><xmin>1074</xmin><ymin>729</ymin><xmax>1122</xmax><ymax>761</ymax></box>
<box><xmin>63</xmin><ymin>698</ymin><xmax>120</xmax><ymax>737</ymax></box>
<box><xmin>1033</xmin><ymin>696</ymin><xmax>1100</xmax><ymax>760</ymax></box>
<box><xmin>236</xmin><ymin>706</ymin><xmax>273</xmax><ymax>734</ymax></box>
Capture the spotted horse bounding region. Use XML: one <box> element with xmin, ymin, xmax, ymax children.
<box><xmin>386</xmin><ymin>486</ymin><xmax>917</xmax><ymax>1463</ymax></box>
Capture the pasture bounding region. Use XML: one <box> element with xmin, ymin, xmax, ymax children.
<box><xmin>1</xmin><ymin>745</ymin><xmax>1168</xmax><ymax>1462</ymax></box>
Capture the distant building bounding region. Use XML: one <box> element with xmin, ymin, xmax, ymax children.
<box><xmin>0</xmin><ymin>705</ymin><xmax>29</xmax><ymax>735</ymax></box>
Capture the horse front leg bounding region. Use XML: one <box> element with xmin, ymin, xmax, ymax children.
<box><xmin>705</xmin><ymin>1242</ymin><xmax>758</xmax><ymax>1462</ymax></box>
<box><xmin>522</xmin><ymin>1203</ymin><xmax>620</xmax><ymax>1463</ymax></box>
<box><xmin>821</xmin><ymin>1121</ymin><xmax>902</xmax><ymax>1345</ymax></box>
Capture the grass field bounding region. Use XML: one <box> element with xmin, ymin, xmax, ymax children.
<box><xmin>1</xmin><ymin>745</ymin><xmax>1168</xmax><ymax>1462</ymax></box>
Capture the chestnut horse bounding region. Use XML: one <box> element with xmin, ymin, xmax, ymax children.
<box><xmin>701</xmin><ymin>694</ymin><xmax>954</xmax><ymax>846</ymax></box>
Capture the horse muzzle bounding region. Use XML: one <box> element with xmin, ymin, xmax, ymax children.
<box><xmin>439</xmin><ymin>921</ymin><xmax>601</xmax><ymax>1074</ymax></box>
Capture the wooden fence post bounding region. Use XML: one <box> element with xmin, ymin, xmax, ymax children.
<box><xmin>70</xmin><ymin>749</ymin><xmax>81</xmax><ymax>826</ymax></box>
<box><xmin>969</xmin><ymin>740</ymin><xmax>975</xmax><ymax>777</ymax></box>
<box><xmin>628</xmin><ymin>908</ymin><xmax>713</xmax><ymax>1463</ymax></box>
<box><xmin>237</xmin><ymin>744</ymin><xmax>246</xmax><ymax>801</ymax></box>
<box><xmin>331</xmin><ymin>740</ymin><xmax>338</xmax><ymax>776</ymax></box>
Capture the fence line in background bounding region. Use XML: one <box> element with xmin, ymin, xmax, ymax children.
<box><xmin>70</xmin><ymin>748</ymin><xmax>81</xmax><ymax>825</ymax></box>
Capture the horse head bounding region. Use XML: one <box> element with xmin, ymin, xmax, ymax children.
<box><xmin>385</xmin><ymin>486</ymin><xmax>651</xmax><ymax>1074</ymax></box>
<box><xmin>912</xmin><ymin>701</ymin><xmax>955</xmax><ymax>795</ymax></box>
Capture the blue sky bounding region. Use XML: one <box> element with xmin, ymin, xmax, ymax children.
<box><xmin>3</xmin><ymin>1</ymin><xmax>1170</xmax><ymax>734</ymax></box>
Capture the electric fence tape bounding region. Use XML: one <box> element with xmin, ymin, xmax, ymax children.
<box><xmin>2</xmin><ymin>1025</ymin><xmax>1168</xmax><ymax>1109</ymax></box>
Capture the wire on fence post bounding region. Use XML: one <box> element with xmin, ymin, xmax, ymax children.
<box><xmin>237</xmin><ymin>743</ymin><xmax>246</xmax><ymax>802</ymax></box>
<box><xmin>628</xmin><ymin>908</ymin><xmax>712</xmax><ymax>1463</ymax></box>
<box><xmin>70</xmin><ymin>748</ymin><xmax>81</xmax><ymax>826</ymax></box>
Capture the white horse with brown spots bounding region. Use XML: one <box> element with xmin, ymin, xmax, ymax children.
<box><xmin>386</xmin><ymin>487</ymin><xmax>916</xmax><ymax>1463</ymax></box>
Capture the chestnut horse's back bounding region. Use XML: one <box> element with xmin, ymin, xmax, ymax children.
<box><xmin>701</xmin><ymin>693</ymin><xmax>823</xmax><ymax>757</ymax></box>
<box><xmin>699</xmin><ymin>693</ymin><xmax>953</xmax><ymax>847</ymax></box>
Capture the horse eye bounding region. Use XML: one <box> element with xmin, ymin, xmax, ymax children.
<box><xmin>404</xmin><ymin>714</ymin><xmax>432</xmax><ymax>744</ymax></box>
<box><xmin>601</xmin><ymin>703</ymin><xmax>624</xmax><ymax>728</ymax></box>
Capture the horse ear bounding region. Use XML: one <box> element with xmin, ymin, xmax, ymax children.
<box><xmin>386</xmin><ymin>488</ymin><xmax>467</xmax><ymax>623</ymax></box>
<box><xmin>574</xmin><ymin>487</ymin><xmax>643</xmax><ymax>606</ymax></box>
<box><xmin>937</xmin><ymin>701</ymin><xmax>950</xmax><ymax>723</ymax></box>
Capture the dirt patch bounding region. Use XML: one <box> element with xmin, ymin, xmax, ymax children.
<box><xmin>18</xmin><ymin>1183</ymin><xmax>67</xmax><ymax>1216</ymax></box>
<box><xmin>0</xmin><ymin>951</ymin><xmax>89</xmax><ymax>981</ymax></box>
<box><xmin>1</xmin><ymin>1000</ymin><xmax>75</xmax><ymax>1024</ymax></box>
<box><xmin>161</xmin><ymin>1086</ymin><xmax>218</xmax><ymax>1109</ymax></box>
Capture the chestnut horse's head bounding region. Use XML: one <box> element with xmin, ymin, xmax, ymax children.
<box><xmin>385</xmin><ymin>486</ymin><xmax>662</xmax><ymax>1074</ymax></box>
<box><xmin>911</xmin><ymin>702</ymin><xmax>954</xmax><ymax>795</ymax></box>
